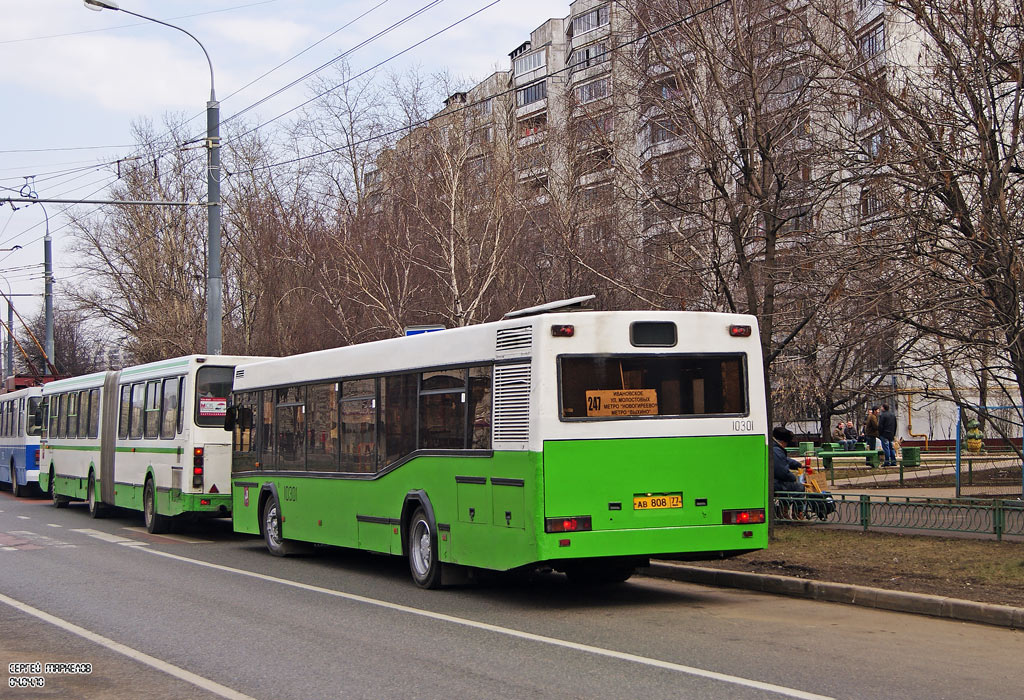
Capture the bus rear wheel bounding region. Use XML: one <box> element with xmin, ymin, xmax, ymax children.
<box><xmin>144</xmin><ymin>479</ymin><xmax>171</xmax><ymax>534</ymax></box>
<box><xmin>87</xmin><ymin>473</ymin><xmax>105</xmax><ymax>519</ymax></box>
<box><xmin>11</xmin><ymin>461</ymin><xmax>21</xmax><ymax>498</ymax></box>
<box><xmin>262</xmin><ymin>495</ymin><xmax>293</xmax><ymax>557</ymax></box>
<box><xmin>408</xmin><ymin>507</ymin><xmax>442</xmax><ymax>589</ymax></box>
<box><xmin>51</xmin><ymin>470</ymin><xmax>69</xmax><ymax>508</ymax></box>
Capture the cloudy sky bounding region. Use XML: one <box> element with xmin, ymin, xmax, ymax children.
<box><xmin>0</xmin><ymin>0</ymin><xmax>560</xmax><ymax>323</ymax></box>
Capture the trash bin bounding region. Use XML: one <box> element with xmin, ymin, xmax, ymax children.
<box><xmin>799</xmin><ymin>441</ymin><xmax>815</xmax><ymax>455</ymax></box>
<box><xmin>902</xmin><ymin>446</ymin><xmax>921</xmax><ymax>467</ymax></box>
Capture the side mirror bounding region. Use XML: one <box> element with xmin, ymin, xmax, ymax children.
<box><xmin>224</xmin><ymin>405</ymin><xmax>236</xmax><ymax>432</ymax></box>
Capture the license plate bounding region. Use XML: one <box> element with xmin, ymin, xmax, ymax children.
<box><xmin>633</xmin><ymin>493</ymin><xmax>683</xmax><ymax>510</ymax></box>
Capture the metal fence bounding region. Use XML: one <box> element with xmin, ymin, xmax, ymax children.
<box><xmin>775</xmin><ymin>492</ymin><xmax>1024</xmax><ymax>541</ymax></box>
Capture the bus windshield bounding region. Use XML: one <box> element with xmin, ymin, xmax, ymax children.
<box><xmin>27</xmin><ymin>397</ymin><xmax>44</xmax><ymax>436</ymax></box>
<box><xmin>195</xmin><ymin>366</ymin><xmax>234</xmax><ymax>427</ymax></box>
<box><xmin>559</xmin><ymin>354</ymin><xmax>747</xmax><ymax>419</ymax></box>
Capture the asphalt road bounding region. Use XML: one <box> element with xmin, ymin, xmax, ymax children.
<box><xmin>1</xmin><ymin>489</ymin><xmax>1021</xmax><ymax>700</ymax></box>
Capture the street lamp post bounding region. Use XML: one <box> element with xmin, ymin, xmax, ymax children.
<box><xmin>84</xmin><ymin>0</ymin><xmax>222</xmax><ymax>355</ymax></box>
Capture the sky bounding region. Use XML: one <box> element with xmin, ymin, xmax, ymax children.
<box><xmin>0</xmin><ymin>0</ymin><xmax>560</xmax><ymax>325</ymax></box>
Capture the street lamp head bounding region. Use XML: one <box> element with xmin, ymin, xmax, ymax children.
<box><xmin>84</xmin><ymin>0</ymin><xmax>120</xmax><ymax>11</ymax></box>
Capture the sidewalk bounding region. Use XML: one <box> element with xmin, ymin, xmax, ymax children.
<box><xmin>642</xmin><ymin>561</ymin><xmax>1024</xmax><ymax>629</ymax></box>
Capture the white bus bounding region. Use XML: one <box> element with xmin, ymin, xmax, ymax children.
<box><xmin>0</xmin><ymin>386</ymin><xmax>45</xmax><ymax>497</ymax></box>
<box><xmin>41</xmin><ymin>355</ymin><xmax>262</xmax><ymax>532</ymax></box>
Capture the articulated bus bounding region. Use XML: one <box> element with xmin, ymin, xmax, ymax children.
<box><xmin>230</xmin><ymin>300</ymin><xmax>769</xmax><ymax>587</ymax></box>
<box><xmin>0</xmin><ymin>386</ymin><xmax>45</xmax><ymax>497</ymax></box>
<box><xmin>40</xmin><ymin>355</ymin><xmax>262</xmax><ymax>532</ymax></box>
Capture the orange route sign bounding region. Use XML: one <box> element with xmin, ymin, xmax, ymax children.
<box><xmin>585</xmin><ymin>389</ymin><xmax>658</xmax><ymax>417</ymax></box>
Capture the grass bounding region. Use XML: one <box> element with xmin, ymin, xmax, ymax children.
<box><xmin>698</xmin><ymin>526</ymin><xmax>1024</xmax><ymax>607</ymax></box>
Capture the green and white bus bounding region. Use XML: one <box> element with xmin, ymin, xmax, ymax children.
<box><xmin>230</xmin><ymin>301</ymin><xmax>768</xmax><ymax>587</ymax></box>
<box><xmin>40</xmin><ymin>355</ymin><xmax>262</xmax><ymax>532</ymax></box>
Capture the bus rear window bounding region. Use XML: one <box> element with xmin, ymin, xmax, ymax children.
<box><xmin>559</xmin><ymin>354</ymin><xmax>746</xmax><ymax>419</ymax></box>
<box><xmin>195</xmin><ymin>366</ymin><xmax>234</xmax><ymax>427</ymax></box>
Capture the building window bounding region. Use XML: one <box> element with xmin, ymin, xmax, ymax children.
<box><xmin>572</xmin><ymin>4</ymin><xmax>609</xmax><ymax>37</ymax></box>
<box><xmin>472</xmin><ymin>125</ymin><xmax>494</xmax><ymax>144</ymax></box>
<box><xmin>514</xmin><ymin>50</ymin><xmax>545</xmax><ymax>75</ymax></box>
<box><xmin>519</xmin><ymin>113</ymin><xmax>547</xmax><ymax>138</ymax></box>
<box><xmin>858</xmin><ymin>22</ymin><xmax>884</xmax><ymax>60</ymax></box>
<box><xmin>569</xmin><ymin>42</ymin><xmax>609</xmax><ymax>74</ymax></box>
<box><xmin>650</xmin><ymin>117</ymin><xmax>679</xmax><ymax>145</ymax></box>
<box><xmin>475</xmin><ymin>97</ymin><xmax>492</xmax><ymax>117</ymax></box>
<box><xmin>517</xmin><ymin>81</ymin><xmax>547</xmax><ymax>107</ymax></box>
<box><xmin>575</xmin><ymin>78</ymin><xmax>609</xmax><ymax>104</ymax></box>
<box><xmin>860</xmin><ymin>188</ymin><xmax>884</xmax><ymax>218</ymax></box>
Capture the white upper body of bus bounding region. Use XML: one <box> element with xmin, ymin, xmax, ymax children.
<box><xmin>231</xmin><ymin>310</ymin><xmax>767</xmax><ymax>452</ymax></box>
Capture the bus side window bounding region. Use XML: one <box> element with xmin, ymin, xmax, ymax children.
<box><xmin>78</xmin><ymin>390</ymin><xmax>90</xmax><ymax>439</ymax></box>
<box><xmin>161</xmin><ymin>378</ymin><xmax>179</xmax><ymax>439</ymax></box>
<box><xmin>18</xmin><ymin>398</ymin><xmax>25</xmax><ymax>437</ymax></box>
<box><xmin>259</xmin><ymin>390</ymin><xmax>275</xmax><ymax>470</ymax></box>
<box><xmin>88</xmin><ymin>389</ymin><xmax>100</xmax><ymax>439</ymax></box>
<box><xmin>144</xmin><ymin>380</ymin><xmax>161</xmax><ymax>439</ymax></box>
<box><xmin>383</xmin><ymin>374</ymin><xmax>417</xmax><ymax>469</ymax></box>
<box><xmin>49</xmin><ymin>394</ymin><xmax>61</xmax><ymax>438</ymax></box>
<box><xmin>305</xmin><ymin>383</ymin><xmax>338</xmax><ymax>472</ymax></box>
<box><xmin>130</xmin><ymin>383</ymin><xmax>145</xmax><ymax>439</ymax></box>
<box><xmin>468</xmin><ymin>366</ymin><xmax>492</xmax><ymax>449</ymax></box>
<box><xmin>341</xmin><ymin>378</ymin><xmax>376</xmax><ymax>473</ymax></box>
<box><xmin>118</xmin><ymin>386</ymin><xmax>131</xmax><ymax>439</ymax></box>
<box><xmin>176</xmin><ymin>377</ymin><xmax>184</xmax><ymax>435</ymax></box>
<box><xmin>231</xmin><ymin>392</ymin><xmax>259</xmax><ymax>472</ymax></box>
<box><xmin>275</xmin><ymin>386</ymin><xmax>306</xmax><ymax>470</ymax></box>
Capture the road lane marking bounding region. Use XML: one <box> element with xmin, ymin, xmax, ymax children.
<box><xmin>71</xmin><ymin>528</ymin><xmax>143</xmax><ymax>545</ymax></box>
<box><xmin>123</xmin><ymin>526</ymin><xmax>212</xmax><ymax>543</ymax></box>
<box><xmin>0</xmin><ymin>591</ymin><xmax>255</xmax><ymax>700</ymax></box>
<box><xmin>17</xmin><ymin>515</ymin><xmax>30</xmax><ymax>520</ymax></box>
<box><xmin>141</xmin><ymin>548</ymin><xmax>834</xmax><ymax>700</ymax></box>
<box><xmin>47</xmin><ymin>523</ymin><xmax>62</xmax><ymax>528</ymax></box>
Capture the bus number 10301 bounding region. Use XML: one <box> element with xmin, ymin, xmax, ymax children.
<box><xmin>732</xmin><ymin>420</ymin><xmax>754</xmax><ymax>432</ymax></box>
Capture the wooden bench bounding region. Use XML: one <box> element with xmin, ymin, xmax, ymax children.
<box><xmin>818</xmin><ymin>449</ymin><xmax>882</xmax><ymax>470</ymax></box>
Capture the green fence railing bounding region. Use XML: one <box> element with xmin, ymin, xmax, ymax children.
<box><xmin>775</xmin><ymin>492</ymin><xmax>1024</xmax><ymax>541</ymax></box>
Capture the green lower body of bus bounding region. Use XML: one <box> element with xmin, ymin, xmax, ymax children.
<box><xmin>47</xmin><ymin>471</ymin><xmax>231</xmax><ymax>517</ymax></box>
<box><xmin>232</xmin><ymin>434</ymin><xmax>768</xmax><ymax>573</ymax></box>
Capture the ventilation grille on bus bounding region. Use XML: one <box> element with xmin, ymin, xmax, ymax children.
<box><xmin>235</xmin><ymin>369</ymin><xmax>245</xmax><ymax>378</ymax></box>
<box><xmin>493</xmin><ymin>363</ymin><xmax>531</xmax><ymax>446</ymax></box>
<box><xmin>495</xmin><ymin>325</ymin><xmax>533</xmax><ymax>358</ymax></box>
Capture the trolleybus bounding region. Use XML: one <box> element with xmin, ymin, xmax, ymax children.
<box><xmin>0</xmin><ymin>386</ymin><xmax>45</xmax><ymax>497</ymax></box>
<box><xmin>230</xmin><ymin>299</ymin><xmax>769</xmax><ymax>587</ymax></box>
<box><xmin>41</xmin><ymin>355</ymin><xmax>262</xmax><ymax>532</ymax></box>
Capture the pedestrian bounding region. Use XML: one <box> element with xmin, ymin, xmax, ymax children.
<box><xmin>772</xmin><ymin>426</ymin><xmax>806</xmax><ymax>518</ymax></box>
<box><xmin>878</xmin><ymin>403</ymin><xmax>897</xmax><ymax>466</ymax></box>
<box><xmin>843</xmin><ymin>421</ymin><xmax>858</xmax><ymax>450</ymax></box>
<box><xmin>864</xmin><ymin>406</ymin><xmax>879</xmax><ymax>450</ymax></box>
<box><xmin>832</xmin><ymin>422</ymin><xmax>845</xmax><ymax>446</ymax></box>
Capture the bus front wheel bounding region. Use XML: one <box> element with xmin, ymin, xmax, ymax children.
<box><xmin>144</xmin><ymin>478</ymin><xmax>171</xmax><ymax>534</ymax></box>
<box><xmin>87</xmin><ymin>473</ymin><xmax>105</xmax><ymax>518</ymax></box>
<box><xmin>408</xmin><ymin>507</ymin><xmax>442</xmax><ymax>589</ymax></box>
<box><xmin>262</xmin><ymin>495</ymin><xmax>293</xmax><ymax>557</ymax></box>
<box><xmin>51</xmin><ymin>470</ymin><xmax>69</xmax><ymax>508</ymax></box>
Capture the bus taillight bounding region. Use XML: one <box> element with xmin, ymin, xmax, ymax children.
<box><xmin>545</xmin><ymin>516</ymin><xmax>592</xmax><ymax>533</ymax></box>
<box><xmin>722</xmin><ymin>509</ymin><xmax>765</xmax><ymax>525</ymax></box>
<box><xmin>193</xmin><ymin>448</ymin><xmax>204</xmax><ymax>488</ymax></box>
<box><xmin>551</xmin><ymin>324</ymin><xmax>575</xmax><ymax>337</ymax></box>
<box><xmin>34</xmin><ymin>448</ymin><xmax>39</xmax><ymax>465</ymax></box>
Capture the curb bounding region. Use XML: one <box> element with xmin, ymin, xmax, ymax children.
<box><xmin>642</xmin><ymin>562</ymin><xmax>1024</xmax><ymax>629</ymax></box>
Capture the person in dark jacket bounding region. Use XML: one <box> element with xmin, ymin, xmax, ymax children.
<box><xmin>878</xmin><ymin>403</ymin><xmax>897</xmax><ymax>466</ymax></box>
<box><xmin>772</xmin><ymin>426</ymin><xmax>805</xmax><ymax>518</ymax></box>
<box><xmin>864</xmin><ymin>407</ymin><xmax>880</xmax><ymax>450</ymax></box>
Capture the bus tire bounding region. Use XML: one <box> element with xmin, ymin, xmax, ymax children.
<box><xmin>144</xmin><ymin>478</ymin><xmax>171</xmax><ymax>534</ymax></box>
<box><xmin>11</xmin><ymin>461</ymin><xmax>21</xmax><ymax>498</ymax></box>
<box><xmin>407</xmin><ymin>507</ymin><xmax>442</xmax><ymax>589</ymax></box>
<box><xmin>51</xmin><ymin>469</ymin><xmax>69</xmax><ymax>508</ymax></box>
<box><xmin>87</xmin><ymin>472</ymin><xmax>105</xmax><ymax>519</ymax></box>
<box><xmin>262</xmin><ymin>494</ymin><xmax>293</xmax><ymax>557</ymax></box>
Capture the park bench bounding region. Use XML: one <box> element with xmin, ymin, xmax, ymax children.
<box><xmin>817</xmin><ymin>448</ymin><xmax>882</xmax><ymax>470</ymax></box>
